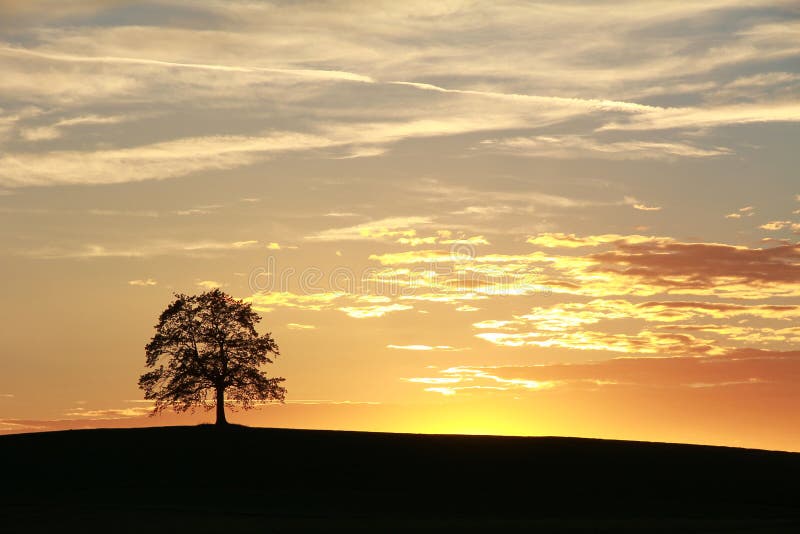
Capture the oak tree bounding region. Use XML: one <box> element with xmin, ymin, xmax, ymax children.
<box><xmin>139</xmin><ymin>289</ymin><xmax>285</xmax><ymax>425</ymax></box>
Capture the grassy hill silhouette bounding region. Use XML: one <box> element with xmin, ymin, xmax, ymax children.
<box><xmin>2</xmin><ymin>426</ymin><xmax>799</xmax><ymax>532</ymax></box>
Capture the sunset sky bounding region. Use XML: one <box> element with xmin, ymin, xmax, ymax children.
<box><xmin>1</xmin><ymin>0</ymin><xmax>799</xmax><ymax>451</ymax></box>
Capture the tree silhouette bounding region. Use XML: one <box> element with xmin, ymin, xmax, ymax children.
<box><xmin>139</xmin><ymin>289</ymin><xmax>285</xmax><ymax>426</ymax></box>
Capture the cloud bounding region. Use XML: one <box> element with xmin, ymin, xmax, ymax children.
<box><xmin>760</xmin><ymin>221</ymin><xmax>799</xmax><ymax>231</ymax></box>
<box><xmin>600</xmin><ymin>102</ymin><xmax>800</xmax><ymax>132</ymax></box>
<box><xmin>631</xmin><ymin>300</ymin><xmax>800</xmax><ymax>321</ymax></box>
<box><xmin>334</xmin><ymin>146</ymin><xmax>388</xmax><ymax>159</ymax></box>
<box><xmin>368</xmin><ymin>250</ymin><xmax>469</xmax><ymax>265</ymax></box>
<box><xmin>305</xmin><ymin>216</ymin><xmax>433</xmax><ymax>242</ymax></box>
<box><xmin>523</xmin><ymin>237</ymin><xmax>800</xmax><ymax>300</ymax></box>
<box><xmin>196</xmin><ymin>280</ymin><xmax>222</xmax><ymax>289</ymax></box>
<box><xmin>400</xmin><ymin>292</ymin><xmax>490</xmax><ymax>303</ymax></box>
<box><xmin>471</xmin><ymin>297</ymin><xmax>800</xmax><ymax>355</ymax></box>
<box><xmin>0</xmin><ymin>420</ymin><xmax>45</xmax><ymax>432</ymax></box>
<box><xmin>726</xmin><ymin>206</ymin><xmax>756</xmax><ymax>219</ymax></box>
<box><xmin>0</xmin><ymin>133</ymin><xmax>337</xmax><ymax>188</ymax></box>
<box><xmin>480</xmin><ymin>135</ymin><xmax>731</xmax><ymax>159</ymax></box>
<box><xmin>404</xmin><ymin>366</ymin><xmax>557</xmax><ymax>396</ymax></box>
<box><xmin>0</xmin><ymin>106</ymin><xmax>41</xmax><ymax>140</ymax></box>
<box><xmin>128</xmin><ymin>278</ymin><xmax>157</xmax><ymax>287</ymax></box>
<box><xmin>0</xmin><ymin>45</ymin><xmax>375</xmax><ymax>83</ymax></box>
<box><xmin>286</xmin><ymin>323</ymin><xmax>316</xmax><ymax>330</ymax></box>
<box><xmin>61</xmin><ymin>400</ymin><xmax>154</xmax><ymax>420</ymax></box>
<box><xmin>394</xmin><ymin>230</ymin><xmax>490</xmax><ymax>247</ymax></box>
<box><xmin>325</xmin><ymin>212</ymin><xmax>359</xmax><ymax>218</ymax></box>
<box><xmin>526</xmin><ymin>233</ymin><xmax>659</xmax><ymax>248</ymax></box>
<box><xmin>624</xmin><ymin>197</ymin><xmax>662</xmax><ymax>211</ymax></box>
<box><xmin>387</xmin><ymin>344</ymin><xmax>462</xmax><ymax>351</ymax></box>
<box><xmin>365</xmin><ymin>235</ymin><xmax>800</xmax><ymax>300</ymax></box>
<box><xmin>64</xmin><ymin>406</ymin><xmax>153</xmax><ymax>419</ymax></box>
<box><xmin>88</xmin><ymin>209</ymin><xmax>159</xmax><ymax>218</ymax></box>
<box><xmin>338</xmin><ymin>303</ymin><xmax>413</xmax><ymax>318</ymax></box>
<box><xmin>574</xmin><ymin>240</ymin><xmax>800</xmax><ymax>299</ymax></box>
<box><xmin>725</xmin><ymin>72</ymin><xmax>800</xmax><ymax>90</ymax></box>
<box><xmin>392</xmin><ymin>81</ymin><xmax>659</xmax><ymax>113</ymax></box>
<box><xmin>405</xmin><ymin>348</ymin><xmax>800</xmax><ymax>396</ymax></box>
<box><xmin>0</xmin><ymin>1</ymin><xmax>135</xmax><ymax>27</ymax></box>
<box><xmin>476</xmin><ymin>329</ymin><xmax>722</xmax><ymax>356</ymax></box>
<box><xmin>3</xmin><ymin>5</ymin><xmax>794</xmax><ymax>189</ymax></box>
<box><xmin>19</xmin><ymin>113</ymin><xmax>136</xmax><ymax>142</ymax></box>
<box><xmin>246</xmin><ymin>291</ymin><xmax>414</xmax><ymax>318</ymax></box>
<box><xmin>656</xmin><ymin>323</ymin><xmax>800</xmax><ymax>345</ymax></box>
<box><xmin>416</xmin><ymin>180</ymin><xmax>609</xmax><ymax>211</ymax></box>
<box><xmin>632</xmin><ymin>203</ymin><xmax>662</xmax><ymax>211</ymax></box>
<box><xmin>246</xmin><ymin>291</ymin><xmax>346</xmax><ymax>312</ymax></box>
<box><xmin>22</xmin><ymin>239</ymin><xmax>261</xmax><ymax>259</ymax></box>
<box><xmin>174</xmin><ymin>204</ymin><xmax>223</xmax><ymax>216</ymax></box>
<box><xmin>285</xmin><ymin>399</ymin><xmax>381</xmax><ymax>405</ymax></box>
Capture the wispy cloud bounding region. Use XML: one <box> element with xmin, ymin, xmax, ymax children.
<box><xmin>305</xmin><ymin>216</ymin><xmax>433</xmax><ymax>242</ymax></box>
<box><xmin>404</xmin><ymin>366</ymin><xmax>557</xmax><ymax>396</ymax></box>
<box><xmin>600</xmin><ymin>102</ymin><xmax>800</xmax><ymax>132</ymax></box>
<box><xmin>287</xmin><ymin>323</ymin><xmax>316</xmax><ymax>330</ymax></box>
<box><xmin>472</xmin><ymin>297</ymin><xmax>800</xmax><ymax>356</ymax></box>
<box><xmin>760</xmin><ymin>220</ymin><xmax>799</xmax><ymax>231</ymax></box>
<box><xmin>338</xmin><ymin>303</ymin><xmax>413</xmax><ymax>319</ymax></box>
<box><xmin>624</xmin><ymin>196</ymin><xmax>663</xmax><ymax>211</ymax></box>
<box><xmin>0</xmin><ymin>45</ymin><xmax>375</xmax><ymax>83</ymax></box>
<box><xmin>368</xmin><ymin>234</ymin><xmax>800</xmax><ymax>300</ymax></box>
<box><xmin>480</xmin><ymin>135</ymin><xmax>731</xmax><ymax>160</ymax></box>
<box><xmin>405</xmin><ymin>349</ymin><xmax>799</xmax><ymax>396</ymax></box>
<box><xmin>0</xmin><ymin>133</ymin><xmax>336</xmax><ymax>187</ymax></box>
<box><xmin>2</xmin><ymin>3</ymin><xmax>795</xmax><ymax>189</ymax></box>
<box><xmin>22</xmin><ymin>239</ymin><xmax>261</xmax><ymax>259</ymax></box>
<box><xmin>19</xmin><ymin>113</ymin><xmax>137</xmax><ymax>142</ymax></box>
<box><xmin>391</xmin><ymin>81</ymin><xmax>659</xmax><ymax>113</ymax></box>
<box><xmin>128</xmin><ymin>278</ymin><xmax>157</xmax><ymax>287</ymax></box>
<box><xmin>387</xmin><ymin>344</ymin><xmax>464</xmax><ymax>351</ymax></box>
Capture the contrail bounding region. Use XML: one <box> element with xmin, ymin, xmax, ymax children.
<box><xmin>389</xmin><ymin>81</ymin><xmax>662</xmax><ymax>113</ymax></box>
<box><xmin>2</xmin><ymin>44</ymin><xmax>660</xmax><ymax>112</ymax></box>
<box><xmin>0</xmin><ymin>45</ymin><xmax>376</xmax><ymax>83</ymax></box>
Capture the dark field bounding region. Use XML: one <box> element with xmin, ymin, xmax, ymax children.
<box><xmin>1</xmin><ymin>426</ymin><xmax>799</xmax><ymax>532</ymax></box>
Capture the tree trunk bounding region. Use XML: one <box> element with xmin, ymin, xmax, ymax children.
<box><xmin>215</xmin><ymin>386</ymin><xmax>227</xmax><ymax>426</ymax></box>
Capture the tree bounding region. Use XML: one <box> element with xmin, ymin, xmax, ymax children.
<box><xmin>139</xmin><ymin>289</ymin><xmax>286</xmax><ymax>426</ymax></box>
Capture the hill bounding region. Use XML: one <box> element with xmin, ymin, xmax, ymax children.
<box><xmin>1</xmin><ymin>426</ymin><xmax>799</xmax><ymax>532</ymax></box>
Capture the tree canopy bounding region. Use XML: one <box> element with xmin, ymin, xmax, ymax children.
<box><xmin>139</xmin><ymin>289</ymin><xmax>286</xmax><ymax>425</ymax></box>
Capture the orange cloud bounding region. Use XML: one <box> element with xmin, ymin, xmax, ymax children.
<box><xmin>476</xmin><ymin>329</ymin><xmax>722</xmax><ymax>355</ymax></box>
<box><xmin>525</xmin><ymin>233</ymin><xmax>661</xmax><ymax>248</ymax></box>
<box><xmin>387</xmin><ymin>344</ymin><xmax>463</xmax><ymax>351</ymax></box>
<box><xmin>406</xmin><ymin>349</ymin><xmax>800</xmax><ymax>396</ymax></box>
<box><xmin>404</xmin><ymin>366</ymin><xmax>558</xmax><ymax>395</ymax></box>
<box><xmin>472</xmin><ymin>297</ymin><xmax>800</xmax><ymax>354</ymax></box>
<box><xmin>578</xmin><ymin>241</ymin><xmax>800</xmax><ymax>298</ymax></box>
<box><xmin>368</xmin><ymin>237</ymin><xmax>800</xmax><ymax>300</ymax></box>
<box><xmin>245</xmin><ymin>291</ymin><xmax>345</xmax><ymax>312</ymax></box>
<box><xmin>338</xmin><ymin>303</ymin><xmax>413</xmax><ymax>318</ymax></box>
<box><xmin>760</xmin><ymin>221</ymin><xmax>800</xmax><ymax>231</ymax></box>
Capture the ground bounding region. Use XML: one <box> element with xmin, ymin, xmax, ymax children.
<box><xmin>1</xmin><ymin>425</ymin><xmax>799</xmax><ymax>532</ymax></box>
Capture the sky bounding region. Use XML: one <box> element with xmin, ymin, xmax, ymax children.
<box><xmin>0</xmin><ymin>0</ymin><xmax>799</xmax><ymax>451</ymax></box>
